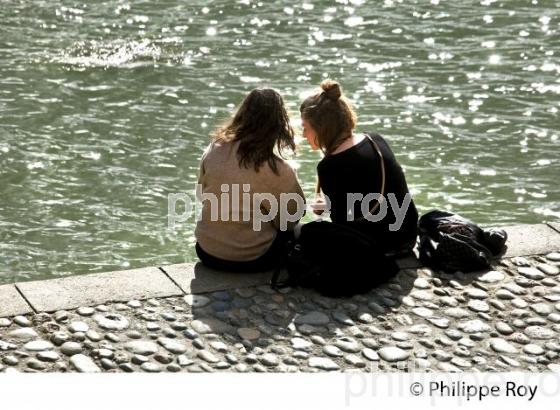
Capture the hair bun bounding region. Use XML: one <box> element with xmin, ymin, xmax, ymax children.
<box><xmin>320</xmin><ymin>79</ymin><xmax>342</xmax><ymax>101</ymax></box>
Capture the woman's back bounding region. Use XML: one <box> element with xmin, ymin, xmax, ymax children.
<box><xmin>317</xmin><ymin>132</ymin><xmax>418</xmax><ymax>250</ymax></box>
<box><xmin>195</xmin><ymin>139</ymin><xmax>303</xmax><ymax>262</ymax></box>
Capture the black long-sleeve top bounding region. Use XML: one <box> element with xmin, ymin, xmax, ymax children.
<box><xmin>317</xmin><ymin>132</ymin><xmax>418</xmax><ymax>251</ymax></box>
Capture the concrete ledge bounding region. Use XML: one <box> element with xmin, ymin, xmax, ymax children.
<box><xmin>161</xmin><ymin>263</ymin><xmax>274</xmax><ymax>294</ymax></box>
<box><xmin>15</xmin><ymin>267</ymin><xmax>183</xmax><ymax>312</ymax></box>
<box><xmin>162</xmin><ymin>254</ymin><xmax>425</xmax><ymax>294</ymax></box>
<box><xmin>0</xmin><ymin>285</ymin><xmax>34</xmax><ymax>316</ymax></box>
<box><xmin>1</xmin><ymin>223</ymin><xmax>559</xmax><ymax>317</ymax></box>
<box><xmin>502</xmin><ymin>224</ymin><xmax>560</xmax><ymax>258</ymax></box>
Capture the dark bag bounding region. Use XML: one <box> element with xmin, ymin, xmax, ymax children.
<box><xmin>418</xmin><ymin>210</ymin><xmax>507</xmax><ymax>273</ymax></box>
<box><xmin>271</xmin><ymin>221</ymin><xmax>400</xmax><ymax>297</ymax></box>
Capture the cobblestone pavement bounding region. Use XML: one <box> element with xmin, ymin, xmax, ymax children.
<box><xmin>1</xmin><ymin>252</ymin><xmax>560</xmax><ymax>373</ymax></box>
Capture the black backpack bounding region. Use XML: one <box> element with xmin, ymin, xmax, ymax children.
<box><xmin>271</xmin><ymin>221</ymin><xmax>400</xmax><ymax>297</ymax></box>
<box><xmin>418</xmin><ymin>210</ymin><xmax>508</xmax><ymax>273</ymax></box>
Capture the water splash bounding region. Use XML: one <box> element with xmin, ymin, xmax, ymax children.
<box><xmin>52</xmin><ymin>38</ymin><xmax>185</xmax><ymax>69</ymax></box>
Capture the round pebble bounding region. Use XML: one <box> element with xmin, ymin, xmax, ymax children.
<box><xmin>523</xmin><ymin>344</ymin><xmax>545</xmax><ymax>355</ymax></box>
<box><xmin>345</xmin><ymin>354</ymin><xmax>366</xmax><ymax>368</ymax></box>
<box><xmin>512</xmin><ymin>298</ymin><xmax>528</xmax><ymax>308</ymax></box>
<box><xmin>410</xmin><ymin>290</ymin><xmax>433</xmax><ymax>301</ymax></box>
<box><xmin>477</xmin><ymin>270</ymin><xmax>505</xmax><ymax>283</ymax></box>
<box><xmin>451</xmin><ymin>357</ymin><xmax>472</xmax><ymax>368</ymax></box>
<box><xmin>531</xmin><ymin>303</ymin><xmax>553</xmax><ymax>316</ymax></box>
<box><xmin>24</xmin><ymin>340</ymin><xmax>54</xmax><ymax>351</ymax></box>
<box><xmin>413</xmin><ymin>278</ymin><xmax>430</xmax><ymax>289</ymax></box>
<box><xmin>141</xmin><ymin>362</ymin><xmax>162</xmax><ymax>373</ymax></box>
<box><xmin>101</xmin><ymin>359</ymin><xmax>117</xmax><ymax>370</ymax></box>
<box><xmin>154</xmin><ymin>352</ymin><xmax>174</xmax><ymax>364</ymax></box>
<box><xmin>237</xmin><ymin>328</ymin><xmax>260</xmax><ymax>340</ymax></box>
<box><xmin>323</xmin><ymin>345</ymin><xmax>343</xmax><ymax>357</ymax></box>
<box><xmin>8</xmin><ymin>327</ymin><xmax>38</xmax><ymax>340</ymax></box>
<box><xmin>260</xmin><ymin>353</ymin><xmax>279</xmax><ymax>367</ymax></box>
<box><xmin>157</xmin><ymin>338</ymin><xmax>187</xmax><ymax>354</ymax></box>
<box><xmin>210</xmin><ymin>341</ymin><xmax>228</xmax><ymax>352</ymax></box>
<box><xmin>94</xmin><ymin>314</ymin><xmax>129</xmax><ymax>331</ymax></box>
<box><xmin>70</xmin><ymin>354</ymin><xmax>101</xmax><ymax>372</ymax></box>
<box><xmin>27</xmin><ymin>359</ymin><xmax>46</xmax><ymax>371</ymax></box>
<box><xmin>490</xmin><ymin>338</ymin><xmax>518</xmax><ymax>354</ymax></box>
<box><xmin>191</xmin><ymin>318</ymin><xmax>231</xmax><ymax>334</ymax></box>
<box><xmin>512</xmin><ymin>257</ymin><xmax>530</xmax><ymax>266</ymax></box>
<box><xmin>3</xmin><ymin>355</ymin><xmax>19</xmax><ymax>366</ymax></box>
<box><xmin>132</xmin><ymin>355</ymin><xmax>149</xmax><ymax>365</ymax></box>
<box><xmin>14</xmin><ymin>316</ymin><xmax>31</xmax><ymax>327</ymax></box>
<box><xmin>235</xmin><ymin>288</ymin><xmax>256</xmax><ymax>298</ymax></box>
<box><xmin>524</xmin><ymin>326</ymin><xmax>556</xmax><ymax>340</ymax></box>
<box><xmin>518</xmin><ymin>267</ymin><xmax>545</xmax><ymax>280</ymax></box>
<box><xmin>466</xmin><ymin>288</ymin><xmax>488</xmax><ymax>299</ymax></box>
<box><xmin>294</xmin><ymin>311</ymin><xmax>330</xmax><ymax>326</ymax></box>
<box><xmin>86</xmin><ymin>330</ymin><xmax>102</xmax><ymax>342</ymax></box>
<box><xmin>496</xmin><ymin>322</ymin><xmax>514</xmax><ymax>335</ymax></box>
<box><xmin>426</xmin><ymin>317</ymin><xmax>450</xmax><ymax>329</ymax></box>
<box><xmin>368</xmin><ymin>302</ymin><xmax>385</xmax><ymax>314</ymax></box>
<box><xmin>378</xmin><ymin>347</ymin><xmax>410</xmax><ymax>362</ymax></box>
<box><xmin>545</xmin><ymin>252</ymin><xmax>560</xmax><ymax>262</ymax></box>
<box><xmin>197</xmin><ymin>350</ymin><xmax>219</xmax><ymax>363</ymax></box>
<box><xmin>408</xmin><ymin>325</ymin><xmax>432</xmax><ymax>336</ymax></box>
<box><xmin>77</xmin><ymin>307</ymin><xmax>95</xmax><ymax>316</ymax></box>
<box><xmin>291</xmin><ymin>338</ymin><xmax>313</xmax><ymax>351</ymax></box>
<box><xmin>61</xmin><ymin>342</ymin><xmax>83</xmax><ymax>356</ymax></box>
<box><xmin>458</xmin><ymin>320</ymin><xmax>492</xmax><ymax>334</ymax></box>
<box><xmin>444</xmin><ymin>308</ymin><xmax>470</xmax><ymax>319</ymax></box>
<box><xmin>178</xmin><ymin>355</ymin><xmax>194</xmax><ymax>367</ymax></box>
<box><xmin>334</xmin><ymin>338</ymin><xmax>361</xmax><ymax>353</ymax></box>
<box><xmin>127</xmin><ymin>300</ymin><xmax>142</xmax><ymax>308</ymax></box>
<box><xmin>124</xmin><ymin>341</ymin><xmax>158</xmax><ymax>355</ymax></box>
<box><xmin>411</xmin><ymin>307</ymin><xmax>433</xmax><ymax>318</ymax></box>
<box><xmin>68</xmin><ymin>321</ymin><xmax>89</xmax><ymax>333</ymax></box>
<box><xmin>467</xmin><ymin>300</ymin><xmax>490</xmax><ymax>313</ymax></box>
<box><xmin>362</xmin><ymin>348</ymin><xmax>379</xmax><ymax>361</ymax></box>
<box><xmin>308</xmin><ymin>357</ymin><xmax>339</xmax><ymax>371</ymax></box>
<box><xmin>37</xmin><ymin>351</ymin><xmax>60</xmax><ymax>362</ymax></box>
<box><xmin>537</xmin><ymin>263</ymin><xmax>559</xmax><ymax>276</ymax></box>
<box><xmin>54</xmin><ymin>311</ymin><xmax>69</xmax><ymax>323</ymax></box>
<box><xmin>496</xmin><ymin>289</ymin><xmax>515</xmax><ymax>300</ymax></box>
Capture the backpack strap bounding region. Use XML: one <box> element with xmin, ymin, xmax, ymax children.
<box><xmin>315</xmin><ymin>133</ymin><xmax>386</xmax><ymax>221</ymax></box>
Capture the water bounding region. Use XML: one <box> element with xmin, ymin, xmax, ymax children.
<box><xmin>0</xmin><ymin>0</ymin><xmax>558</xmax><ymax>284</ymax></box>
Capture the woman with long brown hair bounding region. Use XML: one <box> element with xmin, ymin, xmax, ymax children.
<box><xmin>300</xmin><ymin>80</ymin><xmax>418</xmax><ymax>255</ymax></box>
<box><xmin>195</xmin><ymin>88</ymin><xmax>304</xmax><ymax>272</ymax></box>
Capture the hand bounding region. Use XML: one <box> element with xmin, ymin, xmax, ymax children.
<box><xmin>310</xmin><ymin>197</ymin><xmax>327</xmax><ymax>216</ymax></box>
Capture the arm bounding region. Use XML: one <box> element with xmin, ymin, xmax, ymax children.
<box><xmin>270</xmin><ymin>164</ymin><xmax>306</xmax><ymax>231</ymax></box>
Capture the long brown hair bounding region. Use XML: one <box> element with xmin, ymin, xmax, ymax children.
<box><xmin>300</xmin><ymin>79</ymin><xmax>357</xmax><ymax>154</ymax></box>
<box><xmin>213</xmin><ymin>88</ymin><xmax>295</xmax><ymax>174</ymax></box>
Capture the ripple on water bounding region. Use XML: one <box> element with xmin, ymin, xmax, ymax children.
<box><xmin>51</xmin><ymin>38</ymin><xmax>185</xmax><ymax>69</ymax></box>
<box><xmin>0</xmin><ymin>0</ymin><xmax>559</xmax><ymax>284</ymax></box>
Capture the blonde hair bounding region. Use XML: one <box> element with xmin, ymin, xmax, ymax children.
<box><xmin>299</xmin><ymin>79</ymin><xmax>357</xmax><ymax>154</ymax></box>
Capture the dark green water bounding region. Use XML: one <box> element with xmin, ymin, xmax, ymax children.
<box><xmin>0</xmin><ymin>0</ymin><xmax>558</xmax><ymax>283</ymax></box>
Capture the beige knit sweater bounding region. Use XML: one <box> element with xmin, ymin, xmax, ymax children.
<box><xmin>195</xmin><ymin>140</ymin><xmax>305</xmax><ymax>261</ymax></box>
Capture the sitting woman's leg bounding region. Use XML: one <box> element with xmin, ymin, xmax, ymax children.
<box><xmin>196</xmin><ymin>231</ymin><xmax>293</xmax><ymax>273</ymax></box>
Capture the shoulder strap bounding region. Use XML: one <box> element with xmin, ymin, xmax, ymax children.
<box><xmin>356</xmin><ymin>134</ymin><xmax>386</xmax><ymax>221</ymax></box>
<box><xmin>315</xmin><ymin>134</ymin><xmax>386</xmax><ymax>221</ymax></box>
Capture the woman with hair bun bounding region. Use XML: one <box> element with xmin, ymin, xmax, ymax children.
<box><xmin>300</xmin><ymin>80</ymin><xmax>418</xmax><ymax>255</ymax></box>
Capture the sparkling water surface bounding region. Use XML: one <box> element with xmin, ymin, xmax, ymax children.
<box><xmin>0</xmin><ymin>0</ymin><xmax>559</xmax><ymax>283</ymax></box>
